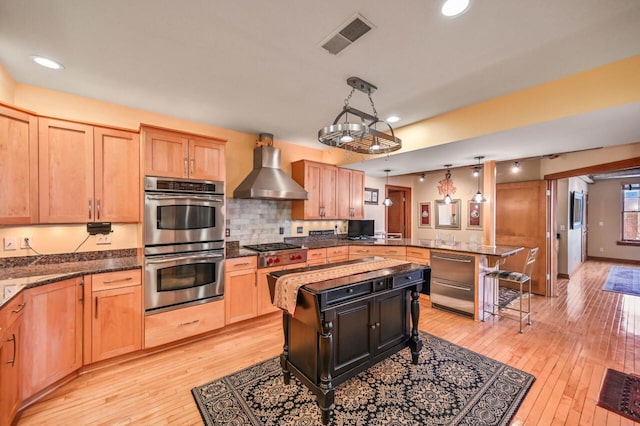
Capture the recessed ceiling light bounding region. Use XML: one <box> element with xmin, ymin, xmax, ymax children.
<box><xmin>441</xmin><ymin>0</ymin><xmax>470</xmax><ymax>17</ymax></box>
<box><xmin>31</xmin><ymin>56</ymin><xmax>64</xmax><ymax>70</ymax></box>
<box><xmin>386</xmin><ymin>115</ymin><xmax>400</xmax><ymax>123</ymax></box>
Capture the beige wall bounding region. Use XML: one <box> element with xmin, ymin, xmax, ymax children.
<box><xmin>587</xmin><ymin>177</ymin><xmax>640</xmax><ymax>262</ymax></box>
<box><xmin>0</xmin><ymin>63</ymin><xmax>16</xmax><ymax>103</ymax></box>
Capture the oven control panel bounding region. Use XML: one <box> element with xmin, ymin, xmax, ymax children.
<box><xmin>258</xmin><ymin>250</ymin><xmax>307</xmax><ymax>268</ymax></box>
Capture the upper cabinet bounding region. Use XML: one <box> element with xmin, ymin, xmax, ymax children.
<box><xmin>0</xmin><ymin>105</ymin><xmax>38</xmax><ymax>224</ymax></box>
<box><xmin>337</xmin><ymin>168</ymin><xmax>364</xmax><ymax>219</ymax></box>
<box><xmin>292</xmin><ymin>160</ymin><xmax>364</xmax><ymax>220</ymax></box>
<box><xmin>291</xmin><ymin>160</ymin><xmax>338</xmax><ymax>220</ymax></box>
<box><xmin>143</xmin><ymin>126</ymin><xmax>226</xmax><ymax>181</ymax></box>
<box><xmin>38</xmin><ymin>118</ymin><xmax>140</xmax><ymax>223</ymax></box>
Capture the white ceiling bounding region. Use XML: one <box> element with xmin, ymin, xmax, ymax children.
<box><xmin>1</xmin><ymin>0</ymin><xmax>640</xmax><ymax>177</ymax></box>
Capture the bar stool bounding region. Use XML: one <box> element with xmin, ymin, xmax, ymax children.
<box><xmin>482</xmin><ymin>247</ymin><xmax>539</xmax><ymax>333</ymax></box>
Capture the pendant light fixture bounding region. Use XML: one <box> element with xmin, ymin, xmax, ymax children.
<box><xmin>318</xmin><ymin>77</ymin><xmax>402</xmax><ymax>154</ymax></box>
<box><xmin>472</xmin><ymin>156</ymin><xmax>487</xmax><ymax>203</ymax></box>
<box><xmin>382</xmin><ymin>169</ymin><xmax>393</xmax><ymax>207</ymax></box>
<box><xmin>442</xmin><ymin>164</ymin><xmax>453</xmax><ymax>204</ymax></box>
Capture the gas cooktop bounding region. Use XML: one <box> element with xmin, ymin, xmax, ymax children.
<box><xmin>243</xmin><ymin>243</ymin><xmax>302</xmax><ymax>252</ymax></box>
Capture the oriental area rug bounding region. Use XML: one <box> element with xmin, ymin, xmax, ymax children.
<box><xmin>191</xmin><ymin>332</ymin><xmax>535</xmax><ymax>425</ymax></box>
<box><xmin>597</xmin><ymin>368</ymin><xmax>640</xmax><ymax>422</ymax></box>
<box><xmin>603</xmin><ymin>265</ymin><xmax>640</xmax><ymax>297</ymax></box>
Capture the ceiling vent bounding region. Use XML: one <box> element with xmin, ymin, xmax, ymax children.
<box><xmin>321</xmin><ymin>13</ymin><xmax>375</xmax><ymax>55</ymax></box>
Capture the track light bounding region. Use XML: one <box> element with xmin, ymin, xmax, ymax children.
<box><xmin>471</xmin><ymin>156</ymin><xmax>487</xmax><ymax>203</ymax></box>
<box><xmin>382</xmin><ymin>169</ymin><xmax>393</xmax><ymax>207</ymax></box>
<box><xmin>419</xmin><ymin>173</ymin><xmax>425</xmax><ymax>182</ymax></box>
<box><xmin>512</xmin><ymin>161</ymin><xmax>521</xmax><ymax>173</ymax></box>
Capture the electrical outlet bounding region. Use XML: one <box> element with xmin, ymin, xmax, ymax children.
<box><xmin>225</xmin><ymin>228</ymin><xmax>230</xmax><ymax>237</ymax></box>
<box><xmin>599</xmin><ymin>247</ymin><xmax>604</xmax><ymax>252</ymax></box>
<box><xmin>96</xmin><ymin>235</ymin><xmax>111</xmax><ymax>245</ymax></box>
<box><xmin>21</xmin><ymin>236</ymin><xmax>31</xmax><ymax>249</ymax></box>
<box><xmin>3</xmin><ymin>236</ymin><xmax>18</xmax><ymax>251</ymax></box>
<box><xmin>279</xmin><ymin>227</ymin><xmax>284</xmax><ymax>235</ymax></box>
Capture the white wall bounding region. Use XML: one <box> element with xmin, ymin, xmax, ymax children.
<box><xmin>587</xmin><ymin>177</ymin><xmax>640</xmax><ymax>261</ymax></box>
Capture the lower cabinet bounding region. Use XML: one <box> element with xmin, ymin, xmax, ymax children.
<box><xmin>306</xmin><ymin>248</ymin><xmax>327</xmax><ymax>266</ymax></box>
<box><xmin>84</xmin><ymin>270</ymin><xmax>143</xmax><ymax>364</ymax></box>
<box><xmin>0</xmin><ymin>293</ymin><xmax>25</xmax><ymax>426</ymax></box>
<box><xmin>145</xmin><ymin>300</ymin><xmax>225</xmax><ymax>348</ymax></box>
<box><xmin>21</xmin><ymin>277</ymin><xmax>83</xmax><ymax>401</ymax></box>
<box><xmin>326</xmin><ymin>246</ymin><xmax>349</xmax><ymax>264</ymax></box>
<box><xmin>257</xmin><ymin>263</ymin><xmax>301</xmax><ymax>316</ymax></box>
<box><xmin>225</xmin><ymin>257</ymin><xmax>258</xmax><ymax>324</ymax></box>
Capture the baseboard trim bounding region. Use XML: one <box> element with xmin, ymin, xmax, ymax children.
<box><xmin>587</xmin><ymin>256</ymin><xmax>640</xmax><ymax>265</ymax></box>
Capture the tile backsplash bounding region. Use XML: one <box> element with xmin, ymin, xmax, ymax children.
<box><xmin>225</xmin><ymin>199</ymin><xmax>347</xmax><ymax>245</ymax></box>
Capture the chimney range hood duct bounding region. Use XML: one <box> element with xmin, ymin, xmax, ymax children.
<box><xmin>233</xmin><ymin>134</ymin><xmax>308</xmax><ymax>201</ymax></box>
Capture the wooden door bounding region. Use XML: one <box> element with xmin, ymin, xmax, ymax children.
<box><xmin>292</xmin><ymin>161</ymin><xmax>321</xmax><ymax>219</ymax></box>
<box><xmin>21</xmin><ymin>278</ymin><xmax>83</xmax><ymax>400</ymax></box>
<box><xmin>386</xmin><ymin>185</ymin><xmax>412</xmax><ymax>238</ymax></box>
<box><xmin>0</xmin><ymin>105</ymin><xmax>38</xmax><ymax>224</ymax></box>
<box><xmin>39</xmin><ymin>118</ymin><xmax>94</xmax><ymax>223</ymax></box>
<box><xmin>94</xmin><ymin>127</ymin><xmax>140</xmax><ymax>222</ymax></box>
<box><xmin>495</xmin><ymin>180</ymin><xmax>548</xmax><ymax>295</ymax></box>
<box><xmin>91</xmin><ymin>285</ymin><xmax>142</xmax><ymax>362</ymax></box>
<box><xmin>336</xmin><ymin>168</ymin><xmax>352</xmax><ymax>218</ymax></box>
<box><xmin>188</xmin><ymin>137</ymin><xmax>226</xmax><ymax>181</ymax></box>
<box><xmin>582</xmin><ymin>193</ymin><xmax>588</xmax><ymax>262</ymax></box>
<box><xmin>143</xmin><ymin>127</ymin><xmax>189</xmax><ymax>178</ymax></box>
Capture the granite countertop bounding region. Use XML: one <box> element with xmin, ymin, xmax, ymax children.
<box><xmin>226</xmin><ymin>238</ymin><xmax>523</xmax><ymax>258</ymax></box>
<box><xmin>0</xmin><ymin>251</ymin><xmax>142</xmax><ymax>309</ymax></box>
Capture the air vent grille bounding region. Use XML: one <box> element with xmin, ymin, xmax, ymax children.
<box><xmin>321</xmin><ymin>13</ymin><xmax>375</xmax><ymax>55</ymax></box>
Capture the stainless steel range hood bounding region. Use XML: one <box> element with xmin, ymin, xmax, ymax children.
<box><xmin>233</xmin><ymin>143</ymin><xmax>308</xmax><ymax>200</ymax></box>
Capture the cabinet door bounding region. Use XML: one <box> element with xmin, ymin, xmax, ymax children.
<box><xmin>350</xmin><ymin>170</ymin><xmax>364</xmax><ymax>219</ymax></box>
<box><xmin>336</xmin><ymin>169</ymin><xmax>364</xmax><ymax>219</ymax></box>
<box><xmin>332</xmin><ymin>298</ymin><xmax>373</xmax><ymax>378</ymax></box>
<box><xmin>225</xmin><ymin>269</ymin><xmax>258</xmax><ymax>324</ymax></box>
<box><xmin>91</xmin><ymin>285</ymin><xmax>142</xmax><ymax>362</ymax></box>
<box><xmin>0</xmin><ymin>105</ymin><xmax>38</xmax><ymax>224</ymax></box>
<box><xmin>21</xmin><ymin>277</ymin><xmax>83</xmax><ymax>400</ymax></box>
<box><xmin>144</xmin><ymin>127</ymin><xmax>189</xmax><ymax>178</ymax></box>
<box><xmin>256</xmin><ymin>267</ymin><xmax>279</xmax><ymax>316</ymax></box>
<box><xmin>94</xmin><ymin>127</ymin><xmax>140</xmax><ymax>222</ymax></box>
<box><xmin>39</xmin><ymin>118</ymin><xmax>94</xmax><ymax>223</ymax></box>
<box><xmin>189</xmin><ymin>137</ymin><xmax>226</xmax><ymax>181</ymax></box>
<box><xmin>374</xmin><ymin>290</ymin><xmax>408</xmax><ymax>354</ymax></box>
<box><xmin>297</xmin><ymin>161</ymin><xmax>322</xmax><ymax>219</ymax></box>
<box><xmin>320</xmin><ymin>165</ymin><xmax>338</xmax><ymax>219</ymax></box>
<box><xmin>0</xmin><ymin>319</ymin><xmax>22</xmax><ymax>426</ymax></box>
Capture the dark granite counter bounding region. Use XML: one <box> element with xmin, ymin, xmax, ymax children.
<box><xmin>0</xmin><ymin>250</ymin><xmax>141</xmax><ymax>309</ymax></box>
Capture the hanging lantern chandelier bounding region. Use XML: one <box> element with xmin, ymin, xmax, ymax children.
<box><xmin>472</xmin><ymin>156</ymin><xmax>487</xmax><ymax>203</ymax></box>
<box><xmin>442</xmin><ymin>164</ymin><xmax>453</xmax><ymax>204</ymax></box>
<box><xmin>318</xmin><ymin>77</ymin><xmax>402</xmax><ymax>154</ymax></box>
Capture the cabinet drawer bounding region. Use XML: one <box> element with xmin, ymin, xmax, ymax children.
<box><xmin>372</xmin><ymin>278</ymin><xmax>389</xmax><ymax>292</ymax></box>
<box><xmin>348</xmin><ymin>246</ymin><xmax>375</xmax><ymax>257</ymax></box>
<box><xmin>373</xmin><ymin>246</ymin><xmax>406</xmax><ymax>258</ymax></box>
<box><xmin>1</xmin><ymin>292</ymin><xmax>26</xmax><ymax>329</ymax></box>
<box><xmin>392</xmin><ymin>270</ymin><xmax>423</xmax><ymax>287</ymax></box>
<box><xmin>307</xmin><ymin>248</ymin><xmax>327</xmax><ymax>261</ymax></box>
<box><xmin>326</xmin><ymin>282</ymin><xmax>371</xmax><ymax>305</ymax></box>
<box><xmin>92</xmin><ymin>269</ymin><xmax>141</xmax><ymax>291</ymax></box>
<box><xmin>327</xmin><ymin>255</ymin><xmax>349</xmax><ymax>264</ymax></box>
<box><xmin>406</xmin><ymin>247</ymin><xmax>430</xmax><ymax>261</ymax></box>
<box><xmin>326</xmin><ymin>246</ymin><xmax>348</xmax><ymax>257</ymax></box>
<box><xmin>225</xmin><ymin>256</ymin><xmax>257</xmax><ymax>272</ymax></box>
<box><xmin>145</xmin><ymin>299</ymin><xmax>224</xmax><ymax>348</ymax></box>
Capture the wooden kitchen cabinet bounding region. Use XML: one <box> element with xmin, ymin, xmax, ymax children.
<box><xmin>21</xmin><ymin>277</ymin><xmax>83</xmax><ymax>401</ymax></box>
<box><xmin>83</xmin><ymin>270</ymin><xmax>143</xmax><ymax>364</ymax></box>
<box><xmin>0</xmin><ymin>292</ymin><xmax>25</xmax><ymax>426</ymax></box>
<box><xmin>337</xmin><ymin>168</ymin><xmax>364</xmax><ymax>219</ymax></box>
<box><xmin>291</xmin><ymin>160</ymin><xmax>338</xmax><ymax>219</ymax></box>
<box><xmin>257</xmin><ymin>263</ymin><xmax>302</xmax><ymax>316</ymax></box>
<box><xmin>0</xmin><ymin>105</ymin><xmax>38</xmax><ymax>225</ymax></box>
<box><xmin>326</xmin><ymin>246</ymin><xmax>349</xmax><ymax>263</ymax></box>
<box><xmin>225</xmin><ymin>257</ymin><xmax>258</xmax><ymax>324</ymax></box>
<box><xmin>406</xmin><ymin>247</ymin><xmax>430</xmax><ymax>265</ymax></box>
<box><xmin>143</xmin><ymin>125</ymin><xmax>226</xmax><ymax>181</ymax></box>
<box><xmin>306</xmin><ymin>248</ymin><xmax>327</xmax><ymax>266</ymax></box>
<box><xmin>39</xmin><ymin>118</ymin><xmax>140</xmax><ymax>223</ymax></box>
<box><xmin>348</xmin><ymin>245</ymin><xmax>407</xmax><ymax>261</ymax></box>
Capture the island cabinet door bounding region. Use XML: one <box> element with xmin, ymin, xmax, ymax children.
<box><xmin>373</xmin><ymin>290</ymin><xmax>408</xmax><ymax>354</ymax></box>
<box><xmin>331</xmin><ymin>298</ymin><xmax>374</xmax><ymax>378</ymax></box>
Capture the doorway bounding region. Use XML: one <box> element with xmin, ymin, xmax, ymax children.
<box><xmin>385</xmin><ymin>185</ymin><xmax>412</xmax><ymax>238</ymax></box>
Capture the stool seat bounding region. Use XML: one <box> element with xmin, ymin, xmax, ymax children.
<box><xmin>481</xmin><ymin>247</ymin><xmax>538</xmax><ymax>333</ymax></box>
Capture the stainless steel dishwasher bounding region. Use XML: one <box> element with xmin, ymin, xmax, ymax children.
<box><xmin>429</xmin><ymin>251</ymin><xmax>475</xmax><ymax>317</ymax></box>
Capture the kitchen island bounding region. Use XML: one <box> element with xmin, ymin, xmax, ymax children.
<box><xmin>267</xmin><ymin>258</ymin><xmax>429</xmax><ymax>425</ymax></box>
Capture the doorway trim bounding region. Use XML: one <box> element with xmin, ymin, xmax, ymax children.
<box><xmin>385</xmin><ymin>184</ymin><xmax>412</xmax><ymax>239</ymax></box>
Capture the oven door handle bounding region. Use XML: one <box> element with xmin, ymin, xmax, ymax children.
<box><xmin>145</xmin><ymin>194</ymin><xmax>224</xmax><ymax>203</ymax></box>
<box><xmin>146</xmin><ymin>253</ymin><xmax>224</xmax><ymax>264</ymax></box>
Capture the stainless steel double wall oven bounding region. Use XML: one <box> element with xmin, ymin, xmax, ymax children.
<box><xmin>144</xmin><ymin>176</ymin><xmax>225</xmax><ymax>313</ymax></box>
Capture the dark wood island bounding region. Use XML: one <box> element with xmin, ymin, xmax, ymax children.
<box><xmin>267</xmin><ymin>258</ymin><xmax>430</xmax><ymax>425</ymax></box>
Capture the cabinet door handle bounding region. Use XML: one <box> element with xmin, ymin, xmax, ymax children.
<box><xmin>184</xmin><ymin>157</ymin><xmax>188</xmax><ymax>176</ymax></box>
<box><xmin>103</xmin><ymin>276</ymin><xmax>134</xmax><ymax>284</ymax></box>
<box><xmin>179</xmin><ymin>319</ymin><xmax>199</xmax><ymax>326</ymax></box>
<box><xmin>7</xmin><ymin>334</ymin><xmax>16</xmax><ymax>366</ymax></box>
<box><xmin>88</xmin><ymin>198</ymin><xmax>93</xmax><ymax>219</ymax></box>
<box><xmin>95</xmin><ymin>296</ymin><xmax>99</xmax><ymax>318</ymax></box>
<box><xmin>369</xmin><ymin>322</ymin><xmax>380</xmax><ymax>329</ymax></box>
<box><xmin>11</xmin><ymin>302</ymin><xmax>26</xmax><ymax>314</ymax></box>
<box><xmin>97</xmin><ymin>199</ymin><xmax>101</xmax><ymax>220</ymax></box>
<box><xmin>190</xmin><ymin>157</ymin><xmax>195</xmax><ymax>175</ymax></box>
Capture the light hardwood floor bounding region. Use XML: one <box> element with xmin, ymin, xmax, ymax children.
<box><xmin>17</xmin><ymin>260</ymin><xmax>639</xmax><ymax>425</ymax></box>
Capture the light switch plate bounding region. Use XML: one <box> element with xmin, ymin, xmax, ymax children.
<box><xmin>3</xmin><ymin>236</ymin><xmax>17</xmax><ymax>251</ymax></box>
